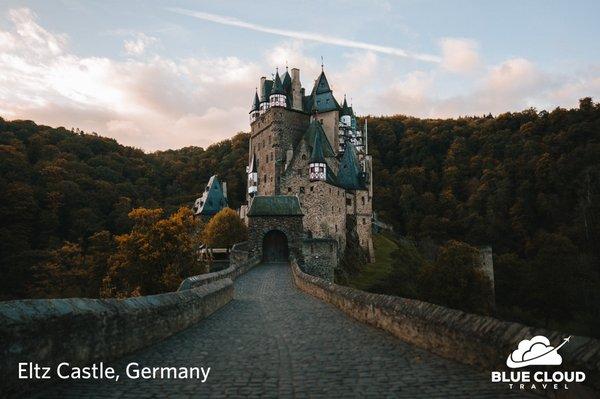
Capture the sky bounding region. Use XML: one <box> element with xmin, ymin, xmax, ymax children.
<box><xmin>0</xmin><ymin>1</ymin><xmax>599</xmax><ymax>151</ymax></box>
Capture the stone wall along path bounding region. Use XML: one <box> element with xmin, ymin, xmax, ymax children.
<box><xmin>32</xmin><ymin>262</ymin><xmax>531</xmax><ymax>398</ymax></box>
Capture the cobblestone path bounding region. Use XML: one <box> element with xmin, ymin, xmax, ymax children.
<box><xmin>33</xmin><ymin>262</ymin><xmax>530</xmax><ymax>398</ymax></box>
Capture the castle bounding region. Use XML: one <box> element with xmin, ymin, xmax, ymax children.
<box><xmin>240</xmin><ymin>66</ymin><xmax>374</xmax><ymax>275</ymax></box>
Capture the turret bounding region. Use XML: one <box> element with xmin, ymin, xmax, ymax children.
<box><xmin>340</xmin><ymin>95</ymin><xmax>352</xmax><ymax>126</ymax></box>
<box><xmin>269</xmin><ymin>69</ymin><xmax>287</xmax><ymax>108</ymax></box>
<box><xmin>282</xmin><ymin>67</ymin><xmax>292</xmax><ymax>98</ymax></box>
<box><xmin>247</xmin><ymin>153</ymin><xmax>258</xmax><ymax>196</ymax></box>
<box><xmin>249</xmin><ymin>90</ymin><xmax>260</xmax><ymax>123</ymax></box>
<box><xmin>259</xmin><ymin>76</ymin><xmax>270</xmax><ymax>114</ymax></box>
<box><xmin>309</xmin><ymin>127</ymin><xmax>327</xmax><ymax>182</ymax></box>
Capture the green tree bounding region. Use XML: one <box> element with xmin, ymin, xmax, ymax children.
<box><xmin>418</xmin><ymin>240</ymin><xmax>493</xmax><ymax>315</ymax></box>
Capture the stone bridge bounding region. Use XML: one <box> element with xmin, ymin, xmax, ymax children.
<box><xmin>1</xmin><ymin>245</ymin><xmax>599</xmax><ymax>398</ymax></box>
<box><xmin>28</xmin><ymin>262</ymin><xmax>528</xmax><ymax>398</ymax></box>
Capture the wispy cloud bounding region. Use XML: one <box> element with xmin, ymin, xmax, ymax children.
<box><xmin>167</xmin><ymin>7</ymin><xmax>441</xmax><ymax>63</ymax></box>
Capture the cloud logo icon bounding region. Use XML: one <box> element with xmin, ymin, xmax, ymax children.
<box><xmin>506</xmin><ymin>335</ymin><xmax>570</xmax><ymax>368</ymax></box>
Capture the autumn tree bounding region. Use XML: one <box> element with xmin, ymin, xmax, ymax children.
<box><xmin>201</xmin><ymin>207</ymin><xmax>247</xmax><ymax>248</ymax></box>
<box><xmin>102</xmin><ymin>207</ymin><xmax>204</xmax><ymax>297</ymax></box>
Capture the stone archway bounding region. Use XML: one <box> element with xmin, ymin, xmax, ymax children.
<box><xmin>262</xmin><ymin>230</ymin><xmax>289</xmax><ymax>262</ymax></box>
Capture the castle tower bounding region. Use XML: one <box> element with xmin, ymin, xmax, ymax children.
<box><xmin>309</xmin><ymin>129</ymin><xmax>327</xmax><ymax>182</ymax></box>
<box><xmin>249</xmin><ymin>90</ymin><xmax>260</xmax><ymax>123</ymax></box>
<box><xmin>269</xmin><ymin>69</ymin><xmax>287</xmax><ymax>108</ymax></box>
<box><xmin>246</xmin><ymin>66</ymin><xmax>374</xmax><ymax>262</ymax></box>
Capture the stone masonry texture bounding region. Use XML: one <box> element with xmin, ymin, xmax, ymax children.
<box><xmin>31</xmin><ymin>263</ymin><xmax>533</xmax><ymax>398</ymax></box>
<box><xmin>290</xmin><ymin>259</ymin><xmax>600</xmax><ymax>397</ymax></box>
<box><xmin>0</xmin><ymin>279</ymin><xmax>233</xmax><ymax>397</ymax></box>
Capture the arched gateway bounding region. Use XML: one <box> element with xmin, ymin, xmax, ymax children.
<box><xmin>247</xmin><ymin>196</ymin><xmax>304</xmax><ymax>263</ymax></box>
<box><xmin>262</xmin><ymin>230</ymin><xmax>289</xmax><ymax>262</ymax></box>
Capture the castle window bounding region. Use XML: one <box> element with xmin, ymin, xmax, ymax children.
<box><xmin>346</xmin><ymin>198</ymin><xmax>352</xmax><ymax>206</ymax></box>
<box><xmin>361</xmin><ymin>196</ymin><xmax>365</xmax><ymax>206</ymax></box>
<box><xmin>310</xmin><ymin>186</ymin><xmax>314</xmax><ymax>192</ymax></box>
<box><xmin>288</xmin><ymin>187</ymin><xmax>292</xmax><ymax>193</ymax></box>
<box><xmin>264</xmin><ymin>174</ymin><xmax>267</xmax><ymax>183</ymax></box>
<box><xmin>335</xmin><ymin>224</ymin><xmax>338</xmax><ymax>232</ymax></box>
<box><xmin>300</xmin><ymin>187</ymin><xmax>305</xmax><ymax>194</ymax></box>
<box><xmin>302</xmin><ymin>154</ymin><xmax>306</xmax><ymax>160</ymax></box>
<box><xmin>329</xmin><ymin>188</ymin><xmax>331</xmax><ymax>194</ymax></box>
<box><xmin>363</xmin><ymin>218</ymin><xmax>366</xmax><ymax>224</ymax></box>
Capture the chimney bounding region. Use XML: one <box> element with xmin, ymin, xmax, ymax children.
<box><xmin>222</xmin><ymin>182</ymin><xmax>228</xmax><ymax>199</ymax></box>
<box><xmin>291</xmin><ymin>68</ymin><xmax>303</xmax><ymax>111</ymax></box>
<box><xmin>259</xmin><ymin>76</ymin><xmax>266</xmax><ymax>102</ymax></box>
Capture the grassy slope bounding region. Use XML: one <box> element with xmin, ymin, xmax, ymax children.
<box><xmin>348</xmin><ymin>233</ymin><xmax>398</xmax><ymax>290</ymax></box>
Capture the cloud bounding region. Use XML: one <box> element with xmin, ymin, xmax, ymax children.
<box><xmin>167</xmin><ymin>7</ymin><xmax>441</xmax><ymax>63</ymax></box>
<box><xmin>506</xmin><ymin>336</ymin><xmax>563</xmax><ymax>368</ymax></box>
<box><xmin>440</xmin><ymin>37</ymin><xmax>480</xmax><ymax>73</ymax></box>
<box><xmin>123</xmin><ymin>33</ymin><xmax>158</xmax><ymax>56</ymax></box>
<box><xmin>485</xmin><ymin>58</ymin><xmax>545</xmax><ymax>94</ymax></box>
<box><xmin>1</xmin><ymin>7</ymin><xmax>598</xmax><ymax>151</ymax></box>
<box><xmin>0</xmin><ymin>8</ymin><xmax>257</xmax><ymax>150</ymax></box>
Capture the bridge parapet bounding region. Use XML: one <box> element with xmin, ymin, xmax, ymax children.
<box><xmin>179</xmin><ymin>241</ymin><xmax>260</xmax><ymax>291</ymax></box>
<box><xmin>0</xmin><ymin>278</ymin><xmax>233</xmax><ymax>397</ymax></box>
<box><xmin>290</xmin><ymin>258</ymin><xmax>600</xmax><ymax>397</ymax></box>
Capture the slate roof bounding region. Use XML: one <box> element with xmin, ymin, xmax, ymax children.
<box><xmin>337</xmin><ymin>143</ymin><xmax>366</xmax><ymax>190</ymax></box>
<box><xmin>341</xmin><ymin>95</ymin><xmax>353</xmax><ymax>116</ymax></box>
<box><xmin>260</xmin><ymin>79</ymin><xmax>273</xmax><ymax>102</ymax></box>
<box><xmin>282</xmin><ymin>69</ymin><xmax>292</xmax><ymax>93</ymax></box>
<box><xmin>247</xmin><ymin>195</ymin><xmax>304</xmax><ymax>216</ymax></box>
<box><xmin>250</xmin><ymin>91</ymin><xmax>260</xmax><ymax>112</ymax></box>
<box><xmin>309</xmin><ymin>128</ymin><xmax>326</xmax><ymax>163</ymax></box>
<box><xmin>194</xmin><ymin>175</ymin><xmax>228</xmax><ymax>216</ymax></box>
<box><xmin>271</xmin><ymin>71</ymin><xmax>285</xmax><ymax>95</ymax></box>
<box><xmin>301</xmin><ymin>120</ymin><xmax>335</xmax><ymax>158</ymax></box>
<box><xmin>303</xmin><ymin>71</ymin><xmax>340</xmax><ymax>113</ymax></box>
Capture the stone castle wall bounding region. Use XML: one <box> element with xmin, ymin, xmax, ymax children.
<box><xmin>314</xmin><ymin>110</ymin><xmax>339</xmax><ymax>151</ymax></box>
<box><xmin>290</xmin><ymin>258</ymin><xmax>600</xmax><ymax>397</ymax></box>
<box><xmin>247</xmin><ymin>215</ymin><xmax>304</xmax><ymax>261</ymax></box>
<box><xmin>301</xmin><ymin>238</ymin><xmax>338</xmax><ymax>281</ymax></box>
<box><xmin>282</xmin><ymin>167</ymin><xmax>346</xmax><ymax>252</ymax></box>
<box><xmin>250</xmin><ymin>108</ymin><xmax>308</xmax><ymax>197</ymax></box>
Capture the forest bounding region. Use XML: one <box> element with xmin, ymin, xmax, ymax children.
<box><xmin>364</xmin><ymin>98</ymin><xmax>600</xmax><ymax>336</ymax></box>
<box><xmin>0</xmin><ymin>98</ymin><xmax>598</xmax><ymax>336</ymax></box>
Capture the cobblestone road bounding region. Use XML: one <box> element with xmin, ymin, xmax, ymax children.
<box><xmin>33</xmin><ymin>262</ymin><xmax>530</xmax><ymax>398</ymax></box>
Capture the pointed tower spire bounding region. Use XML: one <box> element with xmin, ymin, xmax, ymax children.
<box><xmin>249</xmin><ymin>88</ymin><xmax>260</xmax><ymax>122</ymax></box>
<box><xmin>341</xmin><ymin>94</ymin><xmax>352</xmax><ymax>116</ymax></box>
<box><xmin>270</xmin><ymin>69</ymin><xmax>285</xmax><ymax>95</ymax></box>
<box><xmin>251</xmin><ymin>89</ymin><xmax>260</xmax><ymax>111</ymax></box>
<box><xmin>269</xmin><ymin>68</ymin><xmax>287</xmax><ymax>108</ymax></box>
<box><xmin>310</xmin><ymin>129</ymin><xmax>326</xmax><ymax>164</ymax></box>
<box><xmin>309</xmin><ymin>128</ymin><xmax>327</xmax><ymax>182</ymax></box>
